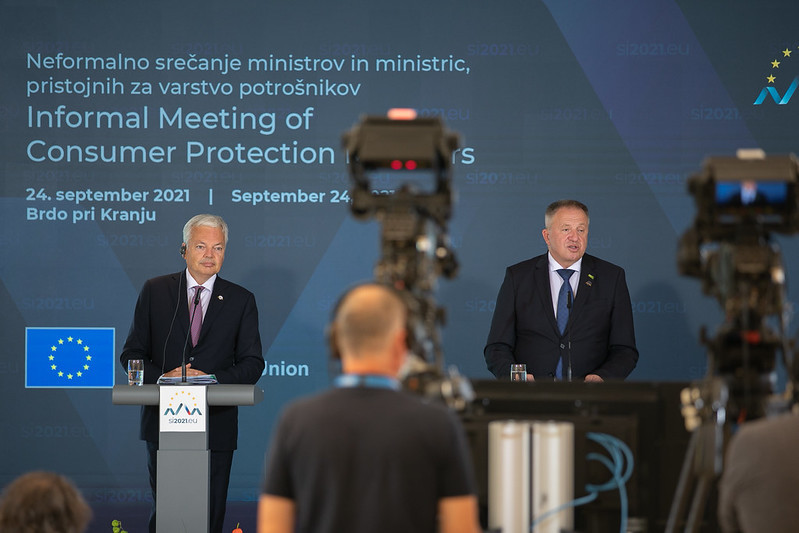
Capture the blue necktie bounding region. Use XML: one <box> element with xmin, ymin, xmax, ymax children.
<box><xmin>556</xmin><ymin>269</ymin><xmax>574</xmax><ymax>378</ymax></box>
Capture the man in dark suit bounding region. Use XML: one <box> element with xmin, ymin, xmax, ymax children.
<box><xmin>120</xmin><ymin>214</ymin><xmax>264</xmax><ymax>533</ymax></box>
<box><xmin>484</xmin><ymin>200</ymin><xmax>638</xmax><ymax>381</ymax></box>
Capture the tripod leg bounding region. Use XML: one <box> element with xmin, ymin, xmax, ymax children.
<box><xmin>685</xmin><ymin>474</ymin><xmax>713</xmax><ymax>533</ymax></box>
<box><xmin>665</xmin><ymin>430</ymin><xmax>699</xmax><ymax>533</ymax></box>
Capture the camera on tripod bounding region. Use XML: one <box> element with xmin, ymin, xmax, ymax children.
<box><xmin>341</xmin><ymin>110</ymin><xmax>471</xmax><ymax>408</ymax></box>
<box><xmin>688</xmin><ymin>150</ymin><xmax>799</xmax><ymax>234</ymax></box>
<box><xmin>678</xmin><ymin>150</ymin><xmax>799</xmax><ymax>380</ymax></box>
<box><xmin>667</xmin><ymin>150</ymin><xmax>799</xmax><ymax>532</ymax></box>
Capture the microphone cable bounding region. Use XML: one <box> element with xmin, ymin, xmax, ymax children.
<box><xmin>566</xmin><ymin>288</ymin><xmax>573</xmax><ymax>382</ymax></box>
<box><xmin>529</xmin><ymin>432</ymin><xmax>634</xmax><ymax>533</ymax></box>
<box><xmin>161</xmin><ymin>271</ymin><xmax>184</xmax><ymax>377</ymax></box>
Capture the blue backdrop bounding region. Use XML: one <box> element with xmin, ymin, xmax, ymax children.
<box><xmin>2</xmin><ymin>1</ymin><xmax>798</xmax><ymax>531</ymax></box>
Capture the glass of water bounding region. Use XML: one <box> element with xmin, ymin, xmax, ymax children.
<box><xmin>510</xmin><ymin>364</ymin><xmax>527</xmax><ymax>382</ymax></box>
<box><xmin>127</xmin><ymin>359</ymin><xmax>144</xmax><ymax>386</ymax></box>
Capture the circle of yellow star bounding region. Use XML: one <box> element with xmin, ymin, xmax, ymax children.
<box><xmin>46</xmin><ymin>333</ymin><xmax>95</xmax><ymax>382</ymax></box>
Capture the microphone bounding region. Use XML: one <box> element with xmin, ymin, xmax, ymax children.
<box><xmin>180</xmin><ymin>288</ymin><xmax>202</xmax><ymax>383</ymax></box>
<box><xmin>162</xmin><ymin>272</ymin><xmax>184</xmax><ymax>377</ymax></box>
<box><xmin>566</xmin><ymin>289</ymin><xmax>573</xmax><ymax>382</ymax></box>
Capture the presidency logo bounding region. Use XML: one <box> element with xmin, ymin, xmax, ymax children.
<box><xmin>162</xmin><ymin>389</ymin><xmax>203</xmax><ymax>417</ymax></box>
<box><xmin>25</xmin><ymin>327</ymin><xmax>115</xmax><ymax>388</ymax></box>
<box><xmin>160</xmin><ymin>387</ymin><xmax>206</xmax><ymax>432</ymax></box>
<box><xmin>754</xmin><ymin>47</ymin><xmax>799</xmax><ymax>105</ymax></box>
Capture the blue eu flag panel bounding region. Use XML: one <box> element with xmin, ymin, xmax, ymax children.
<box><xmin>25</xmin><ymin>327</ymin><xmax>115</xmax><ymax>389</ymax></box>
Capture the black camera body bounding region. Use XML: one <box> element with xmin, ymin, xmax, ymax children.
<box><xmin>677</xmin><ymin>151</ymin><xmax>799</xmax><ymax>423</ymax></box>
<box><xmin>686</xmin><ymin>152</ymin><xmax>799</xmax><ymax>239</ymax></box>
<box><xmin>679</xmin><ymin>152</ymin><xmax>799</xmax><ymax>317</ymax></box>
<box><xmin>341</xmin><ymin>112</ymin><xmax>470</xmax><ymax>407</ymax></box>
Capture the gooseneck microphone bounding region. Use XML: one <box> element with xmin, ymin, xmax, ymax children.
<box><xmin>180</xmin><ymin>287</ymin><xmax>202</xmax><ymax>383</ymax></box>
<box><xmin>566</xmin><ymin>289</ymin><xmax>573</xmax><ymax>382</ymax></box>
<box><xmin>162</xmin><ymin>272</ymin><xmax>184</xmax><ymax>377</ymax></box>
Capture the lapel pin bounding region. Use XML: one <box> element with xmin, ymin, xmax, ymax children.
<box><xmin>218</xmin><ymin>295</ymin><xmax>224</xmax><ymax>300</ymax></box>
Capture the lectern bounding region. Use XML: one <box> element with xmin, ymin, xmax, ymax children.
<box><xmin>112</xmin><ymin>384</ymin><xmax>263</xmax><ymax>533</ymax></box>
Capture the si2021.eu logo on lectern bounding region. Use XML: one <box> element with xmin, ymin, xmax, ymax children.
<box><xmin>159</xmin><ymin>386</ymin><xmax>206</xmax><ymax>432</ymax></box>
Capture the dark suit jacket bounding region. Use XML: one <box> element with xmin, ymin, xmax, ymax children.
<box><xmin>121</xmin><ymin>270</ymin><xmax>264</xmax><ymax>450</ymax></box>
<box><xmin>484</xmin><ymin>254</ymin><xmax>638</xmax><ymax>380</ymax></box>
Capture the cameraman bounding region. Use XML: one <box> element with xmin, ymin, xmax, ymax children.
<box><xmin>257</xmin><ymin>283</ymin><xmax>480</xmax><ymax>533</ymax></box>
<box><xmin>718</xmin><ymin>412</ymin><xmax>799</xmax><ymax>532</ymax></box>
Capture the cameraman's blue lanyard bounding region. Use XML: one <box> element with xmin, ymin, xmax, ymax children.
<box><xmin>334</xmin><ymin>374</ymin><xmax>400</xmax><ymax>390</ymax></box>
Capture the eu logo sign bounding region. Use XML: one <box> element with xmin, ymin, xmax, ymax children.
<box><xmin>754</xmin><ymin>76</ymin><xmax>799</xmax><ymax>105</ymax></box>
<box><xmin>25</xmin><ymin>327</ymin><xmax>115</xmax><ymax>388</ymax></box>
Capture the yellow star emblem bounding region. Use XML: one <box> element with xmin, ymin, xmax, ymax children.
<box><xmin>768</xmin><ymin>75</ymin><xmax>776</xmax><ymax>83</ymax></box>
<box><xmin>784</xmin><ymin>48</ymin><xmax>792</xmax><ymax>57</ymax></box>
<box><xmin>51</xmin><ymin>364</ymin><xmax>57</xmax><ymax>370</ymax></box>
<box><xmin>772</xmin><ymin>59</ymin><xmax>781</xmax><ymax>68</ymax></box>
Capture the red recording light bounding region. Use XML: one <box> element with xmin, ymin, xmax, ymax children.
<box><xmin>405</xmin><ymin>160</ymin><xmax>417</xmax><ymax>170</ymax></box>
<box><xmin>387</xmin><ymin>108</ymin><xmax>417</xmax><ymax>120</ymax></box>
<box><xmin>390</xmin><ymin>160</ymin><xmax>403</xmax><ymax>170</ymax></box>
<box><xmin>742</xmin><ymin>330</ymin><xmax>762</xmax><ymax>344</ymax></box>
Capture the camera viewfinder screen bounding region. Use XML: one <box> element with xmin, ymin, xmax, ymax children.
<box><xmin>715</xmin><ymin>180</ymin><xmax>788</xmax><ymax>209</ymax></box>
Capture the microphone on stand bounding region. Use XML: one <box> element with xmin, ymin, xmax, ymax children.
<box><xmin>162</xmin><ymin>272</ymin><xmax>184</xmax><ymax>377</ymax></box>
<box><xmin>180</xmin><ymin>288</ymin><xmax>202</xmax><ymax>383</ymax></box>
<box><xmin>566</xmin><ymin>289</ymin><xmax>573</xmax><ymax>382</ymax></box>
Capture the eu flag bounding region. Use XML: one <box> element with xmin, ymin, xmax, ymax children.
<box><xmin>25</xmin><ymin>327</ymin><xmax>115</xmax><ymax>389</ymax></box>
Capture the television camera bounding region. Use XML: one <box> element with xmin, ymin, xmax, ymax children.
<box><xmin>668</xmin><ymin>150</ymin><xmax>799</xmax><ymax>531</ymax></box>
<box><xmin>341</xmin><ymin>110</ymin><xmax>471</xmax><ymax>408</ymax></box>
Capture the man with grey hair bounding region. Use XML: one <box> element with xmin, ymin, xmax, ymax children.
<box><xmin>258</xmin><ymin>283</ymin><xmax>480</xmax><ymax>533</ymax></box>
<box><xmin>484</xmin><ymin>199</ymin><xmax>638</xmax><ymax>381</ymax></box>
<box><xmin>121</xmin><ymin>213</ymin><xmax>264</xmax><ymax>533</ymax></box>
